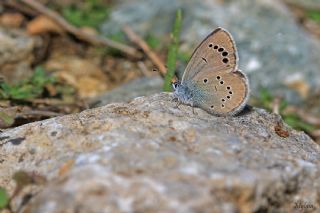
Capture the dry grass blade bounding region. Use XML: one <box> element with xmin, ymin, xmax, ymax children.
<box><xmin>17</xmin><ymin>109</ymin><xmax>63</xmax><ymax>117</ymax></box>
<box><xmin>137</xmin><ymin>61</ymin><xmax>151</xmax><ymax>76</ymax></box>
<box><xmin>272</xmin><ymin>96</ymin><xmax>282</xmax><ymax>114</ymax></box>
<box><xmin>2</xmin><ymin>0</ymin><xmax>38</xmax><ymax>16</ymax></box>
<box><xmin>123</xmin><ymin>25</ymin><xmax>167</xmax><ymax>76</ymax></box>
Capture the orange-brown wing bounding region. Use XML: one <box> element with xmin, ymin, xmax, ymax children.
<box><xmin>182</xmin><ymin>28</ymin><xmax>238</xmax><ymax>83</ymax></box>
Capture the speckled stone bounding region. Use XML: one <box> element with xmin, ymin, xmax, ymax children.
<box><xmin>89</xmin><ymin>76</ymin><xmax>163</xmax><ymax>107</ymax></box>
<box><xmin>0</xmin><ymin>27</ymin><xmax>37</xmax><ymax>83</ymax></box>
<box><xmin>0</xmin><ymin>93</ymin><xmax>319</xmax><ymax>212</ymax></box>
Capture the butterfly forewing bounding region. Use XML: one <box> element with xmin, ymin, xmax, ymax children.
<box><xmin>181</xmin><ymin>28</ymin><xmax>238</xmax><ymax>83</ymax></box>
<box><xmin>176</xmin><ymin>27</ymin><xmax>249</xmax><ymax>116</ymax></box>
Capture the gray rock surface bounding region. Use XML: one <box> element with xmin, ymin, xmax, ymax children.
<box><xmin>0</xmin><ymin>27</ymin><xmax>38</xmax><ymax>83</ymax></box>
<box><xmin>89</xmin><ymin>76</ymin><xmax>163</xmax><ymax>107</ymax></box>
<box><xmin>102</xmin><ymin>0</ymin><xmax>320</xmax><ymax>102</ymax></box>
<box><xmin>0</xmin><ymin>93</ymin><xmax>319</xmax><ymax>212</ymax></box>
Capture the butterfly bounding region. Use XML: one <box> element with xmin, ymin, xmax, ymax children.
<box><xmin>172</xmin><ymin>27</ymin><xmax>249</xmax><ymax>116</ymax></box>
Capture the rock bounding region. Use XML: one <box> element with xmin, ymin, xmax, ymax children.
<box><xmin>44</xmin><ymin>55</ymin><xmax>109</xmax><ymax>98</ymax></box>
<box><xmin>27</xmin><ymin>15</ymin><xmax>64</xmax><ymax>35</ymax></box>
<box><xmin>89</xmin><ymin>76</ymin><xmax>163</xmax><ymax>107</ymax></box>
<box><xmin>0</xmin><ymin>13</ymin><xmax>25</xmax><ymax>28</ymax></box>
<box><xmin>0</xmin><ymin>27</ymin><xmax>38</xmax><ymax>83</ymax></box>
<box><xmin>102</xmin><ymin>0</ymin><xmax>320</xmax><ymax>102</ymax></box>
<box><xmin>0</xmin><ymin>93</ymin><xmax>319</xmax><ymax>212</ymax></box>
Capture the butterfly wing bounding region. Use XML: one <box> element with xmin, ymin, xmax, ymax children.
<box><xmin>181</xmin><ymin>28</ymin><xmax>238</xmax><ymax>83</ymax></box>
<box><xmin>189</xmin><ymin>68</ymin><xmax>249</xmax><ymax>115</ymax></box>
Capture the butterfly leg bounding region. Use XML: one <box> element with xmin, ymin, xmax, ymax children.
<box><xmin>175</xmin><ymin>101</ymin><xmax>181</xmax><ymax>109</ymax></box>
<box><xmin>171</xmin><ymin>97</ymin><xmax>181</xmax><ymax>109</ymax></box>
<box><xmin>191</xmin><ymin>103</ymin><xmax>197</xmax><ymax>115</ymax></box>
<box><xmin>171</xmin><ymin>97</ymin><xmax>178</xmax><ymax>102</ymax></box>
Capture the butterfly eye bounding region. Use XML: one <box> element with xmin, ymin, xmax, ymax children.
<box><xmin>203</xmin><ymin>79</ymin><xmax>208</xmax><ymax>83</ymax></box>
<box><xmin>172</xmin><ymin>82</ymin><xmax>177</xmax><ymax>89</ymax></box>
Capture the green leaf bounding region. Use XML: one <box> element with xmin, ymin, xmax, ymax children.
<box><xmin>279</xmin><ymin>99</ymin><xmax>288</xmax><ymax>114</ymax></box>
<box><xmin>106</xmin><ymin>32</ymin><xmax>128</xmax><ymax>56</ymax></box>
<box><xmin>10</xmin><ymin>85</ymin><xmax>34</xmax><ymax>99</ymax></box>
<box><xmin>259</xmin><ymin>87</ymin><xmax>272</xmax><ymax>108</ymax></box>
<box><xmin>0</xmin><ymin>187</ymin><xmax>9</xmax><ymax>209</ymax></box>
<box><xmin>31</xmin><ymin>67</ymin><xmax>55</xmax><ymax>86</ymax></box>
<box><xmin>307</xmin><ymin>10</ymin><xmax>320</xmax><ymax>22</ymax></box>
<box><xmin>62</xmin><ymin>0</ymin><xmax>110</xmax><ymax>29</ymax></box>
<box><xmin>145</xmin><ymin>35</ymin><xmax>161</xmax><ymax>49</ymax></box>
<box><xmin>0</xmin><ymin>83</ymin><xmax>12</xmax><ymax>94</ymax></box>
<box><xmin>108</xmin><ymin>31</ymin><xmax>126</xmax><ymax>43</ymax></box>
<box><xmin>0</xmin><ymin>66</ymin><xmax>56</xmax><ymax>100</ymax></box>
<box><xmin>283</xmin><ymin>113</ymin><xmax>316</xmax><ymax>133</ymax></box>
<box><xmin>0</xmin><ymin>111</ymin><xmax>15</xmax><ymax>126</ymax></box>
<box><xmin>163</xmin><ymin>9</ymin><xmax>182</xmax><ymax>91</ymax></box>
<box><xmin>177</xmin><ymin>51</ymin><xmax>191</xmax><ymax>63</ymax></box>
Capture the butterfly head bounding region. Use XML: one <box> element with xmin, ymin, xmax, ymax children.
<box><xmin>172</xmin><ymin>81</ymin><xmax>193</xmax><ymax>105</ymax></box>
<box><xmin>172</xmin><ymin>81</ymin><xmax>181</xmax><ymax>91</ymax></box>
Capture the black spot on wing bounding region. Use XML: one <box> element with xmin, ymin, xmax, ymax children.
<box><xmin>201</xmin><ymin>57</ymin><xmax>207</xmax><ymax>63</ymax></box>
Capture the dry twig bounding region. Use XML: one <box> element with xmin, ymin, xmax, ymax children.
<box><xmin>2</xmin><ymin>0</ymin><xmax>38</xmax><ymax>16</ymax></box>
<box><xmin>272</xmin><ymin>96</ymin><xmax>282</xmax><ymax>115</ymax></box>
<box><xmin>123</xmin><ymin>25</ymin><xmax>167</xmax><ymax>76</ymax></box>
<box><xmin>137</xmin><ymin>61</ymin><xmax>151</xmax><ymax>77</ymax></box>
<box><xmin>19</xmin><ymin>0</ymin><xmax>141</xmax><ymax>58</ymax></box>
<box><xmin>17</xmin><ymin>109</ymin><xmax>63</xmax><ymax>117</ymax></box>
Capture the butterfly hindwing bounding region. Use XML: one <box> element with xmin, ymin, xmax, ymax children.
<box><xmin>190</xmin><ymin>69</ymin><xmax>249</xmax><ymax>115</ymax></box>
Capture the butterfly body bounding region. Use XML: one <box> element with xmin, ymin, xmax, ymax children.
<box><xmin>172</xmin><ymin>27</ymin><xmax>249</xmax><ymax>116</ymax></box>
<box><xmin>173</xmin><ymin>82</ymin><xmax>194</xmax><ymax>106</ymax></box>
